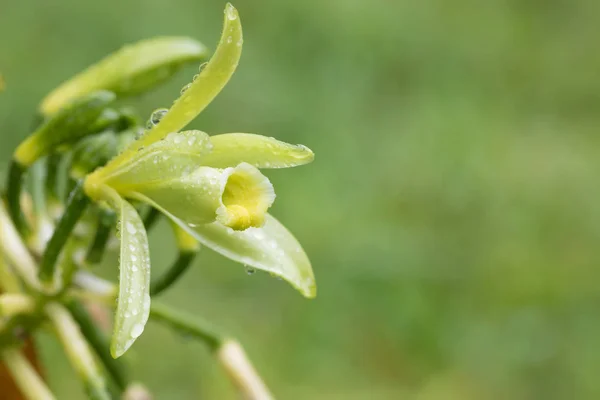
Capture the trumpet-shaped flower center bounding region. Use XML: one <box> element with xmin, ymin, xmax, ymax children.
<box><xmin>217</xmin><ymin>163</ymin><xmax>275</xmax><ymax>230</ymax></box>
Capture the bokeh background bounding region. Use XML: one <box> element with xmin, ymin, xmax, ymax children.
<box><xmin>3</xmin><ymin>0</ymin><xmax>600</xmax><ymax>398</ymax></box>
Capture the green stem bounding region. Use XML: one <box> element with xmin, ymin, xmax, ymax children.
<box><xmin>6</xmin><ymin>159</ymin><xmax>29</xmax><ymax>236</ymax></box>
<box><xmin>39</xmin><ymin>182</ymin><xmax>89</xmax><ymax>284</ymax></box>
<box><xmin>66</xmin><ymin>299</ymin><xmax>128</xmax><ymax>391</ymax></box>
<box><xmin>1</xmin><ymin>347</ymin><xmax>56</xmax><ymax>400</ymax></box>
<box><xmin>150</xmin><ymin>251</ymin><xmax>196</xmax><ymax>296</ymax></box>
<box><xmin>45</xmin><ymin>153</ymin><xmax>62</xmax><ymax>203</ymax></box>
<box><xmin>85</xmin><ymin>210</ymin><xmax>116</xmax><ymax>265</ymax></box>
<box><xmin>142</xmin><ymin>207</ymin><xmax>160</xmax><ymax>231</ymax></box>
<box><xmin>45</xmin><ymin>302</ymin><xmax>110</xmax><ymax>400</ymax></box>
<box><xmin>29</xmin><ymin>160</ymin><xmax>47</xmax><ymax>218</ymax></box>
<box><xmin>149</xmin><ymin>302</ymin><xmax>222</xmax><ymax>350</ymax></box>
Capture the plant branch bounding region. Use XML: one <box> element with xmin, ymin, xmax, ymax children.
<box><xmin>45</xmin><ymin>302</ymin><xmax>110</xmax><ymax>400</ymax></box>
<box><xmin>38</xmin><ymin>181</ymin><xmax>89</xmax><ymax>285</ymax></box>
<box><xmin>1</xmin><ymin>347</ymin><xmax>56</xmax><ymax>400</ymax></box>
<box><xmin>65</xmin><ymin>299</ymin><xmax>128</xmax><ymax>391</ymax></box>
<box><xmin>150</xmin><ymin>251</ymin><xmax>196</xmax><ymax>296</ymax></box>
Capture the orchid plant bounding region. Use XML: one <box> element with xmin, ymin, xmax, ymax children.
<box><xmin>0</xmin><ymin>4</ymin><xmax>315</xmax><ymax>399</ymax></box>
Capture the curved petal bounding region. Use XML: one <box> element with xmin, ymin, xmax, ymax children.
<box><xmin>142</xmin><ymin>196</ymin><xmax>315</xmax><ymax>298</ymax></box>
<box><xmin>41</xmin><ymin>37</ymin><xmax>208</xmax><ymax>116</ymax></box>
<box><xmin>202</xmin><ymin>133</ymin><xmax>314</xmax><ymax>169</ymax></box>
<box><xmin>127</xmin><ymin>163</ymin><xmax>275</xmax><ymax>230</ymax></box>
<box><xmin>99</xmin><ymin>186</ymin><xmax>151</xmax><ymax>358</ymax></box>
<box><xmin>131</xmin><ymin>4</ymin><xmax>242</xmax><ymax>151</ymax></box>
<box><xmin>85</xmin><ymin>130</ymin><xmax>212</xmax><ymax>198</ymax></box>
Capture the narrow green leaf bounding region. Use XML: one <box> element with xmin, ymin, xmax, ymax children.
<box><xmin>15</xmin><ymin>91</ymin><xmax>116</xmax><ymax>166</ymax></box>
<box><xmin>41</xmin><ymin>37</ymin><xmax>209</xmax><ymax>116</ymax></box>
<box><xmin>203</xmin><ymin>133</ymin><xmax>314</xmax><ymax>169</ymax></box>
<box><xmin>99</xmin><ymin>187</ymin><xmax>151</xmax><ymax>358</ymax></box>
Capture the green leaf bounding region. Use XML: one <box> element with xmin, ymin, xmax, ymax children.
<box><xmin>40</xmin><ymin>37</ymin><xmax>209</xmax><ymax>116</ymax></box>
<box><xmin>90</xmin><ymin>130</ymin><xmax>212</xmax><ymax>193</ymax></box>
<box><xmin>14</xmin><ymin>91</ymin><xmax>116</xmax><ymax>166</ymax></box>
<box><xmin>142</xmin><ymin>198</ymin><xmax>315</xmax><ymax>298</ymax></box>
<box><xmin>99</xmin><ymin>186</ymin><xmax>151</xmax><ymax>358</ymax></box>
<box><xmin>202</xmin><ymin>133</ymin><xmax>315</xmax><ymax>169</ymax></box>
<box><xmin>129</xmin><ymin>3</ymin><xmax>243</xmax><ymax>153</ymax></box>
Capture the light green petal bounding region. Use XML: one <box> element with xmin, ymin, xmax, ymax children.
<box><xmin>144</xmin><ymin>198</ymin><xmax>315</xmax><ymax>298</ymax></box>
<box><xmin>188</xmin><ymin>216</ymin><xmax>315</xmax><ymax>297</ymax></box>
<box><xmin>132</xmin><ymin>3</ymin><xmax>242</xmax><ymax>151</ymax></box>
<box><xmin>128</xmin><ymin>163</ymin><xmax>275</xmax><ymax>230</ymax></box>
<box><xmin>202</xmin><ymin>133</ymin><xmax>315</xmax><ymax>169</ymax></box>
<box><xmin>87</xmin><ymin>130</ymin><xmax>211</xmax><ymax>196</ymax></box>
<box><xmin>41</xmin><ymin>37</ymin><xmax>208</xmax><ymax>116</ymax></box>
<box><xmin>128</xmin><ymin>167</ymin><xmax>226</xmax><ymax>226</ymax></box>
<box><xmin>100</xmin><ymin>186</ymin><xmax>151</xmax><ymax>358</ymax></box>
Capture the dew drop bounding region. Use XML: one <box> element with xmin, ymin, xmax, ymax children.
<box><xmin>245</xmin><ymin>266</ymin><xmax>256</xmax><ymax>275</ymax></box>
<box><xmin>227</xmin><ymin>36</ymin><xmax>233</xmax><ymax>44</ymax></box>
<box><xmin>198</xmin><ymin>62</ymin><xmax>208</xmax><ymax>73</ymax></box>
<box><xmin>126</xmin><ymin>222</ymin><xmax>137</xmax><ymax>235</ymax></box>
<box><xmin>150</xmin><ymin>108</ymin><xmax>168</xmax><ymax>125</ymax></box>
<box><xmin>131</xmin><ymin>323</ymin><xmax>144</xmax><ymax>338</ymax></box>
<box><xmin>192</xmin><ymin>74</ymin><xmax>199</xmax><ymax>82</ymax></box>
<box><xmin>226</xmin><ymin>7</ymin><xmax>237</xmax><ymax>20</ymax></box>
<box><xmin>180</xmin><ymin>83</ymin><xmax>192</xmax><ymax>95</ymax></box>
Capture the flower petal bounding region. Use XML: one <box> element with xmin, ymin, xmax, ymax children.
<box><xmin>132</xmin><ymin>3</ymin><xmax>243</xmax><ymax>150</ymax></box>
<box><xmin>41</xmin><ymin>37</ymin><xmax>208</xmax><ymax>116</ymax></box>
<box><xmin>127</xmin><ymin>163</ymin><xmax>274</xmax><ymax>230</ymax></box>
<box><xmin>141</xmin><ymin>197</ymin><xmax>315</xmax><ymax>298</ymax></box>
<box><xmin>86</xmin><ymin>130</ymin><xmax>212</xmax><ymax>197</ymax></box>
<box><xmin>99</xmin><ymin>186</ymin><xmax>151</xmax><ymax>358</ymax></box>
<box><xmin>190</xmin><ymin>216</ymin><xmax>315</xmax><ymax>298</ymax></box>
<box><xmin>202</xmin><ymin>133</ymin><xmax>315</xmax><ymax>169</ymax></box>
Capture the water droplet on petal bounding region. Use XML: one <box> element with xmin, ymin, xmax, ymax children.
<box><xmin>150</xmin><ymin>108</ymin><xmax>168</xmax><ymax>125</ymax></box>
<box><xmin>180</xmin><ymin>83</ymin><xmax>192</xmax><ymax>95</ymax></box>
<box><xmin>245</xmin><ymin>266</ymin><xmax>256</xmax><ymax>275</ymax></box>
<box><xmin>126</xmin><ymin>222</ymin><xmax>137</xmax><ymax>235</ymax></box>
<box><xmin>192</xmin><ymin>74</ymin><xmax>199</xmax><ymax>82</ymax></box>
<box><xmin>131</xmin><ymin>323</ymin><xmax>144</xmax><ymax>338</ymax></box>
<box><xmin>198</xmin><ymin>62</ymin><xmax>208</xmax><ymax>73</ymax></box>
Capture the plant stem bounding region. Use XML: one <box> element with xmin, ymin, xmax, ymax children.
<box><xmin>150</xmin><ymin>251</ymin><xmax>196</xmax><ymax>296</ymax></box>
<box><xmin>142</xmin><ymin>207</ymin><xmax>160</xmax><ymax>231</ymax></box>
<box><xmin>6</xmin><ymin>159</ymin><xmax>29</xmax><ymax>236</ymax></box>
<box><xmin>218</xmin><ymin>340</ymin><xmax>273</xmax><ymax>400</ymax></box>
<box><xmin>0</xmin><ymin>256</ymin><xmax>23</xmax><ymax>293</ymax></box>
<box><xmin>85</xmin><ymin>210</ymin><xmax>115</xmax><ymax>265</ymax></box>
<box><xmin>45</xmin><ymin>303</ymin><xmax>110</xmax><ymax>400</ymax></box>
<box><xmin>38</xmin><ymin>182</ymin><xmax>89</xmax><ymax>285</ymax></box>
<box><xmin>45</xmin><ymin>153</ymin><xmax>62</xmax><ymax>204</ymax></box>
<box><xmin>0</xmin><ymin>294</ymin><xmax>36</xmax><ymax>317</ymax></box>
<box><xmin>0</xmin><ymin>201</ymin><xmax>41</xmax><ymax>291</ymax></box>
<box><xmin>1</xmin><ymin>347</ymin><xmax>56</xmax><ymax>400</ymax></box>
<box><xmin>66</xmin><ymin>299</ymin><xmax>128</xmax><ymax>391</ymax></box>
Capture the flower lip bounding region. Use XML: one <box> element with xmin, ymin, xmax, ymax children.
<box><xmin>216</xmin><ymin>162</ymin><xmax>275</xmax><ymax>231</ymax></box>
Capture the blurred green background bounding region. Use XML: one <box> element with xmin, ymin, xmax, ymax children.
<box><xmin>3</xmin><ymin>0</ymin><xmax>600</xmax><ymax>398</ymax></box>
